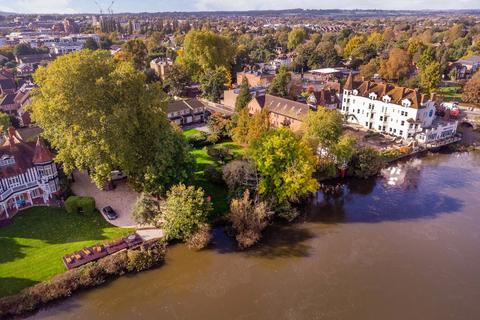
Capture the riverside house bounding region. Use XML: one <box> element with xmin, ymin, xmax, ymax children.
<box><xmin>167</xmin><ymin>98</ymin><xmax>207</xmax><ymax>126</ymax></box>
<box><xmin>0</xmin><ymin>128</ymin><xmax>59</xmax><ymax>220</ymax></box>
<box><xmin>340</xmin><ymin>73</ymin><xmax>458</xmax><ymax>145</ymax></box>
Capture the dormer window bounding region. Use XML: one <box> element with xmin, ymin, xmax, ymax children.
<box><xmin>0</xmin><ymin>155</ymin><xmax>15</xmax><ymax>167</ymax></box>
<box><xmin>352</xmin><ymin>89</ymin><xmax>358</xmax><ymax>95</ymax></box>
<box><xmin>369</xmin><ymin>92</ymin><xmax>377</xmax><ymax>100</ymax></box>
<box><xmin>382</xmin><ymin>95</ymin><xmax>391</xmax><ymax>103</ymax></box>
<box><xmin>401</xmin><ymin>99</ymin><xmax>411</xmax><ymax>108</ymax></box>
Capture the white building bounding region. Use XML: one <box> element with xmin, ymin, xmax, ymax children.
<box><xmin>341</xmin><ymin>74</ymin><xmax>458</xmax><ymax>144</ymax></box>
<box><xmin>0</xmin><ymin>129</ymin><xmax>59</xmax><ymax>220</ymax></box>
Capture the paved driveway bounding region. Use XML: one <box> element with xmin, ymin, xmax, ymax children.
<box><xmin>71</xmin><ymin>170</ymin><xmax>139</xmax><ymax>228</ymax></box>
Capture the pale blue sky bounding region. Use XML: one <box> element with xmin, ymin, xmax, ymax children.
<box><xmin>2</xmin><ymin>0</ymin><xmax>479</xmax><ymax>14</ymax></box>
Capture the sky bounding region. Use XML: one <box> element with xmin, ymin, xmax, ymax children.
<box><xmin>1</xmin><ymin>0</ymin><xmax>479</xmax><ymax>14</ymax></box>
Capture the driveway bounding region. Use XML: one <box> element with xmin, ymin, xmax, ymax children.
<box><xmin>71</xmin><ymin>170</ymin><xmax>139</xmax><ymax>228</ymax></box>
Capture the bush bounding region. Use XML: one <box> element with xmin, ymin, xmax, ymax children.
<box><xmin>185</xmin><ymin>224</ymin><xmax>211</xmax><ymax>250</ymax></box>
<box><xmin>229</xmin><ymin>190</ymin><xmax>272</xmax><ymax>249</ymax></box>
<box><xmin>204</xmin><ymin>165</ymin><xmax>224</xmax><ymax>185</ymax></box>
<box><xmin>207</xmin><ymin>145</ymin><xmax>234</xmax><ymax>164</ymax></box>
<box><xmin>350</xmin><ymin>147</ymin><xmax>385</xmax><ymax>178</ymax></box>
<box><xmin>64</xmin><ymin>196</ymin><xmax>96</xmax><ymax>214</ymax></box>
<box><xmin>222</xmin><ymin>159</ymin><xmax>257</xmax><ymax>198</ymax></box>
<box><xmin>186</xmin><ymin>132</ymin><xmax>212</xmax><ymax>148</ymax></box>
<box><xmin>127</xmin><ymin>240</ymin><xmax>166</xmax><ymax>272</ymax></box>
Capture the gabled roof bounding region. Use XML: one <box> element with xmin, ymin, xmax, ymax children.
<box><xmin>167</xmin><ymin>98</ymin><xmax>206</xmax><ymax>114</ymax></box>
<box><xmin>350</xmin><ymin>80</ymin><xmax>425</xmax><ymax>109</ymax></box>
<box><xmin>0</xmin><ymin>128</ymin><xmax>37</xmax><ymax>178</ymax></box>
<box><xmin>261</xmin><ymin>94</ymin><xmax>310</xmax><ymax>121</ymax></box>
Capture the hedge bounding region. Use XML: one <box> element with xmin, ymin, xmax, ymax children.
<box><xmin>64</xmin><ymin>196</ymin><xmax>96</xmax><ymax>214</ymax></box>
<box><xmin>0</xmin><ymin>240</ymin><xmax>166</xmax><ymax>319</ymax></box>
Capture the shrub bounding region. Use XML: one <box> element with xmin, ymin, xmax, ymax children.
<box><xmin>96</xmin><ymin>251</ymin><xmax>128</xmax><ymax>275</ymax></box>
<box><xmin>350</xmin><ymin>147</ymin><xmax>385</xmax><ymax>178</ymax></box>
<box><xmin>185</xmin><ymin>224</ymin><xmax>211</xmax><ymax>250</ymax></box>
<box><xmin>204</xmin><ymin>165</ymin><xmax>224</xmax><ymax>185</ymax></box>
<box><xmin>229</xmin><ymin>190</ymin><xmax>272</xmax><ymax>249</ymax></box>
<box><xmin>186</xmin><ymin>132</ymin><xmax>212</xmax><ymax>148</ymax></box>
<box><xmin>207</xmin><ymin>145</ymin><xmax>234</xmax><ymax>164</ymax></box>
<box><xmin>127</xmin><ymin>240</ymin><xmax>166</xmax><ymax>272</ymax></box>
<box><xmin>64</xmin><ymin>196</ymin><xmax>96</xmax><ymax>214</ymax></box>
<box><xmin>222</xmin><ymin>159</ymin><xmax>257</xmax><ymax>198</ymax></box>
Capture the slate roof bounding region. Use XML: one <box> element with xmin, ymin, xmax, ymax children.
<box><xmin>262</xmin><ymin>94</ymin><xmax>310</xmax><ymax>121</ymax></box>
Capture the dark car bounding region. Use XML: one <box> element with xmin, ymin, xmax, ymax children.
<box><xmin>102</xmin><ymin>206</ymin><xmax>118</xmax><ymax>220</ymax></box>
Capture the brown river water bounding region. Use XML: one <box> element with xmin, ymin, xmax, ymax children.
<box><xmin>31</xmin><ymin>151</ymin><xmax>480</xmax><ymax>320</ymax></box>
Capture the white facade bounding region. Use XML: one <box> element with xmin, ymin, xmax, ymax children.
<box><xmin>340</xmin><ymin>83</ymin><xmax>457</xmax><ymax>144</ymax></box>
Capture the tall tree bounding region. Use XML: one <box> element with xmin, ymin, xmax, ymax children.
<box><xmin>420</xmin><ymin>61</ymin><xmax>442</xmax><ymax>93</ymax></box>
<box><xmin>302</xmin><ymin>109</ymin><xmax>344</xmax><ymax>151</ymax></box>
<box><xmin>267</xmin><ymin>65</ymin><xmax>291</xmax><ymax>97</ymax></box>
<box><xmin>287</xmin><ymin>27</ymin><xmax>307</xmax><ymax>51</ymax></box>
<box><xmin>235</xmin><ymin>76</ymin><xmax>251</xmax><ymax>112</ymax></box>
<box><xmin>249</xmin><ymin>128</ymin><xmax>318</xmax><ymax>203</ymax></box>
<box><xmin>199</xmin><ymin>67</ymin><xmax>228</xmax><ymax>102</ymax></box>
<box><xmin>163</xmin><ymin>63</ymin><xmax>191</xmax><ymax>97</ymax></box>
<box><xmin>30</xmin><ymin>50</ymin><xmax>194</xmax><ymax>194</ymax></box>
<box><xmin>180</xmin><ymin>29</ymin><xmax>235</xmax><ymax>80</ymax></box>
<box><xmin>120</xmin><ymin>39</ymin><xmax>148</xmax><ymax>70</ymax></box>
<box><xmin>0</xmin><ymin>112</ymin><xmax>11</xmax><ymax>134</ymax></box>
<box><xmin>379</xmin><ymin>48</ymin><xmax>411</xmax><ymax>81</ymax></box>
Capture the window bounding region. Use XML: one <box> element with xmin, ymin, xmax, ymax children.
<box><xmin>8</xmin><ymin>176</ymin><xmax>20</xmax><ymax>187</ymax></box>
<box><xmin>380</xmin><ymin>116</ymin><xmax>383</xmax><ymax>121</ymax></box>
<box><xmin>405</xmin><ymin>112</ymin><xmax>408</xmax><ymax>117</ymax></box>
<box><xmin>366</xmin><ymin>122</ymin><xmax>369</xmax><ymax>127</ymax></box>
<box><xmin>399</xmin><ymin>130</ymin><xmax>403</xmax><ymax>136</ymax></box>
<box><xmin>401</xmin><ymin>121</ymin><xmax>405</xmax><ymax>126</ymax></box>
<box><xmin>378</xmin><ymin>126</ymin><xmax>382</xmax><ymax>130</ymax></box>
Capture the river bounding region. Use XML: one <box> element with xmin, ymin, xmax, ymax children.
<box><xmin>32</xmin><ymin>151</ymin><xmax>480</xmax><ymax>320</ymax></box>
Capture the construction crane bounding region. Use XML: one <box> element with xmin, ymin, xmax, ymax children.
<box><xmin>93</xmin><ymin>0</ymin><xmax>104</xmax><ymax>14</ymax></box>
<box><xmin>107</xmin><ymin>1</ymin><xmax>115</xmax><ymax>15</ymax></box>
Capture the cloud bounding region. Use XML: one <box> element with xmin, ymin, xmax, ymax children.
<box><xmin>1</xmin><ymin>0</ymin><xmax>77</xmax><ymax>14</ymax></box>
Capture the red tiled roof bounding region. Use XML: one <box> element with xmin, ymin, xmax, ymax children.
<box><xmin>32</xmin><ymin>137</ymin><xmax>54</xmax><ymax>164</ymax></box>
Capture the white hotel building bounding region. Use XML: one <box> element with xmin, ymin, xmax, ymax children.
<box><xmin>340</xmin><ymin>74</ymin><xmax>458</xmax><ymax>145</ymax></box>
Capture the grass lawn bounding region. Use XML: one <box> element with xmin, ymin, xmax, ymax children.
<box><xmin>190</xmin><ymin>141</ymin><xmax>245</xmax><ymax>217</ymax></box>
<box><xmin>183</xmin><ymin>128</ymin><xmax>201</xmax><ymax>137</ymax></box>
<box><xmin>437</xmin><ymin>86</ymin><xmax>462</xmax><ymax>102</ymax></box>
<box><xmin>0</xmin><ymin>206</ymin><xmax>133</xmax><ymax>298</ymax></box>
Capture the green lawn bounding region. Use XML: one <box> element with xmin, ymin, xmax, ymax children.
<box><xmin>437</xmin><ymin>86</ymin><xmax>462</xmax><ymax>102</ymax></box>
<box><xmin>0</xmin><ymin>206</ymin><xmax>133</xmax><ymax>298</ymax></box>
<box><xmin>183</xmin><ymin>128</ymin><xmax>201</xmax><ymax>137</ymax></box>
<box><xmin>190</xmin><ymin>141</ymin><xmax>245</xmax><ymax>217</ymax></box>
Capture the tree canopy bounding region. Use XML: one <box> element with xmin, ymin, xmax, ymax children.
<box><xmin>235</xmin><ymin>76</ymin><xmax>251</xmax><ymax>111</ymax></box>
<box><xmin>180</xmin><ymin>29</ymin><xmax>235</xmax><ymax>80</ymax></box>
<box><xmin>462</xmin><ymin>71</ymin><xmax>480</xmax><ymax>104</ymax></box>
<box><xmin>288</xmin><ymin>27</ymin><xmax>307</xmax><ymax>51</ymax></box>
<box><xmin>119</xmin><ymin>39</ymin><xmax>148</xmax><ymax>70</ymax></box>
<box><xmin>30</xmin><ymin>49</ymin><xmax>194</xmax><ymax>195</ymax></box>
<box><xmin>249</xmin><ymin>128</ymin><xmax>318</xmax><ymax>203</ymax></box>
<box><xmin>267</xmin><ymin>65</ymin><xmax>291</xmax><ymax>97</ymax></box>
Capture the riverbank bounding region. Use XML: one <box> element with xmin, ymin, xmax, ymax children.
<box><xmin>0</xmin><ymin>239</ymin><xmax>166</xmax><ymax>319</ymax></box>
<box><xmin>27</xmin><ymin>151</ymin><xmax>480</xmax><ymax>320</ymax></box>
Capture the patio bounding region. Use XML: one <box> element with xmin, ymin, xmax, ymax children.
<box><xmin>71</xmin><ymin>170</ymin><xmax>140</xmax><ymax>228</ymax></box>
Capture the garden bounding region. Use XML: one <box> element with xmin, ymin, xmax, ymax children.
<box><xmin>0</xmin><ymin>206</ymin><xmax>132</xmax><ymax>297</ymax></box>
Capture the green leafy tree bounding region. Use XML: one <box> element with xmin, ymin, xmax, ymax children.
<box><xmin>359</xmin><ymin>58</ymin><xmax>380</xmax><ymax>79</ymax></box>
<box><xmin>162</xmin><ymin>184</ymin><xmax>213</xmax><ymax>241</ymax></box>
<box><xmin>200</xmin><ymin>67</ymin><xmax>227</xmax><ymax>102</ymax></box>
<box><xmin>120</xmin><ymin>39</ymin><xmax>148</xmax><ymax>70</ymax></box>
<box><xmin>343</xmin><ymin>35</ymin><xmax>365</xmax><ymax>59</ymax></box>
<box><xmin>207</xmin><ymin>112</ymin><xmax>231</xmax><ymax>142</ymax></box>
<box><xmin>163</xmin><ymin>63</ymin><xmax>191</xmax><ymax>97</ymax></box>
<box><xmin>232</xmin><ymin>108</ymin><xmax>269</xmax><ymax>146</ymax></box>
<box><xmin>417</xmin><ymin>46</ymin><xmax>436</xmax><ymax>70</ymax></box>
<box><xmin>0</xmin><ymin>112</ymin><xmax>11</xmax><ymax>134</ymax></box>
<box><xmin>180</xmin><ymin>29</ymin><xmax>235</xmax><ymax>80</ymax></box>
<box><xmin>302</xmin><ymin>109</ymin><xmax>344</xmax><ymax>151</ymax></box>
<box><xmin>82</xmin><ymin>38</ymin><xmax>99</xmax><ymax>50</ymax></box>
<box><xmin>235</xmin><ymin>76</ymin><xmax>251</xmax><ymax>111</ymax></box>
<box><xmin>249</xmin><ymin>128</ymin><xmax>318</xmax><ymax>203</ymax></box>
<box><xmin>332</xmin><ymin>134</ymin><xmax>356</xmax><ymax>165</ymax></box>
<box><xmin>288</xmin><ymin>27</ymin><xmax>307</xmax><ymax>50</ymax></box>
<box><xmin>267</xmin><ymin>65</ymin><xmax>291</xmax><ymax>97</ymax></box>
<box><xmin>351</xmin><ymin>147</ymin><xmax>385</xmax><ymax>178</ymax></box>
<box><xmin>30</xmin><ymin>50</ymin><xmax>194</xmax><ymax>195</ymax></box>
<box><xmin>420</xmin><ymin>61</ymin><xmax>442</xmax><ymax>93</ymax></box>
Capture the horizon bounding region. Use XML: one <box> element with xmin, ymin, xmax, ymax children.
<box><xmin>3</xmin><ymin>0</ymin><xmax>480</xmax><ymax>15</ymax></box>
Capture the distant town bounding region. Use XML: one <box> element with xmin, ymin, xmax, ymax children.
<box><xmin>0</xmin><ymin>7</ymin><xmax>480</xmax><ymax>319</ymax></box>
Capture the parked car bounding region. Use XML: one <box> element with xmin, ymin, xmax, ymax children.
<box><xmin>102</xmin><ymin>206</ymin><xmax>118</xmax><ymax>220</ymax></box>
